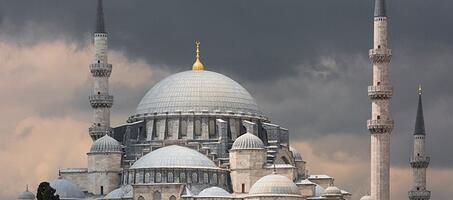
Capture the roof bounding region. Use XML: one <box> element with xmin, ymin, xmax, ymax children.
<box><xmin>95</xmin><ymin>0</ymin><xmax>106</xmax><ymax>33</ymax></box>
<box><xmin>290</xmin><ymin>146</ymin><xmax>303</xmax><ymax>161</ymax></box>
<box><xmin>414</xmin><ymin>94</ymin><xmax>426</xmax><ymax>135</ymax></box>
<box><xmin>309</xmin><ymin>175</ymin><xmax>333</xmax><ymax>179</ymax></box>
<box><xmin>104</xmin><ymin>185</ymin><xmax>133</xmax><ymax>199</ymax></box>
<box><xmin>360</xmin><ymin>195</ymin><xmax>373</xmax><ymax>200</ymax></box>
<box><xmin>18</xmin><ymin>186</ymin><xmax>35</xmax><ymax>200</ymax></box>
<box><xmin>197</xmin><ymin>187</ymin><xmax>232</xmax><ymax>198</ymax></box>
<box><xmin>295</xmin><ymin>179</ymin><xmax>316</xmax><ymax>185</ymax></box>
<box><xmin>90</xmin><ymin>135</ymin><xmax>122</xmax><ymax>153</ymax></box>
<box><xmin>49</xmin><ymin>177</ymin><xmax>85</xmax><ymax>199</ymax></box>
<box><xmin>248</xmin><ymin>173</ymin><xmax>301</xmax><ymax>197</ymax></box>
<box><xmin>374</xmin><ymin>0</ymin><xmax>387</xmax><ymax>17</ymax></box>
<box><xmin>133</xmin><ymin>70</ymin><xmax>263</xmax><ymax>118</ymax></box>
<box><xmin>231</xmin><ymin>132</ymin><xmax>264</xmax><ymax>150</ymax></box>
<box><xmin>130</xmin><ymin>145</ymin><xmax>220</xmax><ymax>169</ymax></box>
<box><xmin>322</xmin><ymin>186</ymin><xmax>342</xmax><ymax>196</ymax></box>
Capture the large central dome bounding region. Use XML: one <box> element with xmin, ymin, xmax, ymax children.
<box><xmin>134</xmin><ymin>70</ymin><xmax>263</xmax><ymax>118</ymax></box>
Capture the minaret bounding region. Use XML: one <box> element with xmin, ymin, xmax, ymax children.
<box><xmin>88</xmin><ymin>0</ymin><xmax>113</xmax><ymax>141</ymax></box>
<box><xmin>367</xmin><ymin>0</ymin><xmax>394</xmax><ymax>200</ymax></box>
<box><xmin>408</xmin><ymin>85</ymin><xmax>431</xmax><ymax>200</ymax></box>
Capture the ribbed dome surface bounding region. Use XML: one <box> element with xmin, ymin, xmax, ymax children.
<box><xmin>49</xmin><ymin>177</ymin><xmax>84</xmax><ymax>199</ymax></box>
<box><xmin>18</xmin><ymin>189</ymin><xmax>35</xmax><ymax>200</ymax></box>
<box><xmin>290</xmin><ymin>146</ymin><xmax>303</xmax><ymax>161</ymax></box>
<box><xmin>323</xmin><ymin>186</ymin><xmax>342</xmax><ymax>196</ymax></box>
<box><xmin>231</xmin><ymin>133</ymin><xmax>264</xmax><ymax>150</ymax></box>
<box><xmin>248</xmin><ymin>173</ymin><xmax>301</xmax><ymax>197</ymax></box>
<box><xmin>90</xmin><ymin>135</ymin><xmax>122</xmax><ymax>153</ymax></box>
<box><xmin>130</xmin><ymin>145</ymin><xmax>219</xmax><ymax>169</ymax></box>
<box><xmin>134</xmin><ymin>70</ymin><xmax>263</xmax><ymax>117</ymax></box>
<box><xmin>197</xmin><ymin>187</ymin><xmax>232</xmax><ymax>198</ymax></box>
<box><xmin>104</xmin><ymin>185</ymin><xmax>133</xmax><ymax>199</ymax></box>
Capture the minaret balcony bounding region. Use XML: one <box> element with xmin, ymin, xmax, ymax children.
<box><xmin>367</xmin><ymin>119</ymin><xmax>394</xmax><ymax>133</ymax></box>
<box><xmin>410</xmin><ymin>156</ymin><xmax>430</xmax><ymax>168</ymax></box>
<box><xmin>369</xmin><ymin>49</ymin><xmax>392</xmax><ymax>63</ymax></box>
<box><xmin>408</xmin><ymin>190</ymin><xmax>431</xmax><ymax>199</ymax></box>
<box><xmin>90</xmin><ymin>63</ymin><xmax>112</xmax><ymax>77</ymax></box>
<box><xmin>368</xmin><ymin>85</ymin><xmax>393</xmax><ymax>99</ymax></box>
<box><xmin>89</xmin><ymin>126</ymin><xmax>112</xmax><ymax>140</ymax></box>
<box><xmin>89</xmin><ymin>94</ymin><xmax>113</xmax><ymax>108</ymax></box>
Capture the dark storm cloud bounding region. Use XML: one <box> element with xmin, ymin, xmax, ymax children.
<box><xmin>0</xmin><ymin>0</ymin><xmax>452</xmax><ymax>177</ymax></box>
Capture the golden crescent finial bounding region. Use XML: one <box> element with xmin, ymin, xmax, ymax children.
<box><xmin>192</xmin><ymin>41</ymin><xmax>204</xmax><ymax>70</ymax></box>
<box><xmin>418</xmin><ymin>84</ymin><xmax>422</xmax><ymax>95</ymax></box>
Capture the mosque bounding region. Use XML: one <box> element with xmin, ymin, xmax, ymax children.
<box><xmin>17</xmin><ymin>0</ymin><xmax>431</xmax><ymax>200</ymax></box>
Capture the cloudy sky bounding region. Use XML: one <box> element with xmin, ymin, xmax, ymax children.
<box><xmin>0</xmin><ymin>0</ymin><xmax>452</xmax><ymax>199</ymax></box>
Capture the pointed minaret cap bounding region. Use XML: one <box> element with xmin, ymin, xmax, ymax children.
<box><xmin>414</xmin><ymin>84</ymin><xmax>425</xmax><ymax>135</ymax></box>
<box><xmin>374</xmin><ymin>0</ymin><xmax>387</xmax><ymax>17</ymax></box>
<box><xmin>95</xmin><ymin>0</ymin><xmax>106</xmax><ymax>33</ymax></box>
<box><xmin>192</xmin><ymin>41</ymin><xmax>205</xmax><ymax>70</ymax></box>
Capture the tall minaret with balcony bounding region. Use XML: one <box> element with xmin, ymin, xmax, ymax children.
<box><xmin>367</xmin><ymin>0</ymin><xmax>394</xmax><ymax>200</ymax></box>
<box><xmin>89</xmin><ymin>0</ymin><xmax>113</xmax><ymax>141</ymax></box>
<box><xmin>408</xmin><ymin>86</ymin><xmax>431</xmax><ymax>200</ymax></box>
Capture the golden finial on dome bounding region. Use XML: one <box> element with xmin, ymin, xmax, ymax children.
<box><xmin>418</xmin><ymin>84</ymin><xmax>422</xmax><ymax>95</ymax></box>
<box><xmin>192</xmin><ymin>41</ymin><xmax>205</xmax><ymax>70</ymax></box>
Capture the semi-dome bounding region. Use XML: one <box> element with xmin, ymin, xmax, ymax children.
<box><xmin>323</xmin><ymin>186</ymin><xmax>342</xmax><ymax>196</ymax></box>
<box><xmin>290</xmin><ymin>146</ymin><xmax>303</xmax><ymax>162</ymax></box>
<box><xmin>133</xmin><ymin>70</ymin><xmax>263</xmax><ymax>119</ymax></box>
<box><xmin>360</xmin><ymin>195</ymin><xmax>373</xmax><ymax>200</ymax></box>
<box><xmin>231</xmin><ymin>133</ymin><xmax>264</xmax><ymax>150</ymax></box>
<box><xmin>130</xmin><ymin>145</ymin><xmax>219</xmax><ymax>169</ymax></box>
<box><xmin>197</xmin><ymin>187</ymin><xmax>232</xmax><ymax>198</ymax></box>
<box><xmin>104</xmin><ymin>185</ymin><xmax>133</xmax><ymax>199</ymax></box>
<box><xmin>90</xmin><ymin>134</ymin><xmax>122</xmax><ymax>153</ymax></box>
<box><xmin>18</xmin><ymin>187</ymin><xmax>35</xmax><ymax>200</ymax></box>
<box><xmin>49</xmin><ymin>177</ymin><xmax>84</xmax><ymax>199</ymax></box>
<box><xmin>248</xmin><ymin>173</ymin><xmax>301</xmax><ymax>197</ymax></box>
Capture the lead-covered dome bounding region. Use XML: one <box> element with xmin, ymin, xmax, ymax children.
<box><xmin>133</xmin><ymin>70</ymin><xmax>263</xmax><ymax>118</ymax></box>
<box><xmin>90</xmin><ymin>135</ymin><xmax>122</xmax><ymax>153</ymax></box>
<box><xmin>197</xmin><ymin>187</ymin><xmax>232</xmax><ymax>198</ymax></box>
<box><xmin>49</xmin><ymin>177</ymin><xmax>84</xmax><ymax>199</ymax></box>
<box><xmin>231</xmin><ymin>133</ymin><xmax>264</xmax><ymax>150</ymax></box>
<box><xmin>130</xmin><ymin>145</ymin><xmax>219</xmax><ymax>169</ymax></box>
<box><xmin>360</xmin><ymin>195</ymin><xmax>373</xmax><ymax>200</ymax></box>
<box><xmin>248</xmin><ymin>173</ymin><xmax>301</xmax><ymax>197</ymax></box>
<box><xmin>18</xmin><ymin>187</ymin><xmax>35</xmax><ymax>200</ymax></box>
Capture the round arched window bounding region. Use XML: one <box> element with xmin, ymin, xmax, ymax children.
<box><xmin>138</xmin><ymin>196</ymin><xmax>145</xmax><ymax>200</ymax></box>
<box><xmin>169</xmin><ymin>195</ymin><xmax>176</xmax><ymax>200</ymax></box>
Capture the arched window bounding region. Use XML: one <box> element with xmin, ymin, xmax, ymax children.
<box><xmin>169</xmin><ymin>195</ymin><xmax>176</xmax><ymax>200</ymax></box>
<box><xmin>203</xmin><ymin>172</ymin><xmax>209</xmax><ymax>184</ymax></box>
<box><xmin>145</xmin><ymin>172</ymin><xmax>150</xmax><ymax>183</ymax></box>
<box><xmin>192</xmin><ymin>172</ymin><xmax>198</xmax><ymax>183</ymax></box>
<box><xmin>138</xmin><ymin>196</ymin><xmax>145</xmax><ymax>200</ymax></box>
<box><xmin>212</xmin><ymin>173</ymin><xmax>218</xmax><ymax>184</ymax></box>
<box><xmin>168</xmin><ymin>172</ymin><xmax>174</xmax><ymax>183</ymax></box>
<box><xmin>153</xmin><ymin>191</ymin><xmax>161</xmax><ymax>200</ymax></box>
<box><xmin>180</xmin><ymin>172</ymin><xmax>186</xmax><ymax>183</ymax></box>
<box><xmin>156</xmin><ymin>172</ymin><xmax>162</xmax><ymax>183</ymax></box>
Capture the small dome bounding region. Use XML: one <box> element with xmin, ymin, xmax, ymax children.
<box><xmin>197</xmin><ymin>187</ymin><xmax>232</xmax><ymax>198</ymax></box>
<box><xmin>130</xmin><ymin>145</ymin><xmax>219</xmax><ymax>169</ymax></box>
<box><xmin>314</xmin><ymin>185</ymin><xmax>325</xmax><ymax>197</ymax></box>
<box><xmin>323</xmin><ymin>186</ymin><xmax>342</xmax><ymax>196</ymax></box>
<box><xmin>49</xmin><ymin>177</ymin><xmax>84</xmax><ymax>199</ymax></box>
<box><xmin>290</xmin><ymin>146</ymin><xmax>303</xmax><ymax>161</ymax></box>
<box><xmin>90</xmin><ymin>135</ymin><xmax>122</xmax><ymax>153</ymax></box>
<box><xmin>360</xmin><ymin>195</ymin><xmax>373</xmax><ymax>200</ymax></box>
<box><xmin>248</xmin><ymin>173</ymin><xmax>301</xmax><ymax>197</ymax></box>
<box><xmin>231</xmin><ymin>133</ymin><xmax>264</xmax><ymax>150</ymax></box>
<box><xmin>104</xmin><ymin>185</ymin><xmax>133</xmax><ymax>199</ymax></box>
<box><xmin>18</xmin><ymin>187</ymin><xmax>35</xmax><ymax>200</ymax></box>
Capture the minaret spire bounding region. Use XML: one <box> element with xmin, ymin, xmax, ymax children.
<box><xmin>374</xmin><ymin>0</ymin><xmax>387</xmax><ymax>17</ymax></box>
<box><xmin>415</xmin><ymin>85</ymin><xmax>425</xmax><ymax>135</ymax></box>
<box><xmin>367</xmin><ymin>0</ymin><xmax>393</xmax><ymax>199</ymax></box>
<box><xmin>409</xmin><ymin>86</ymin><xmax>431</xmax><ymax>200</ymax></box>
<box><xmin>89</xmin><ymin>0</ymin><xmax>113</xmax><ymax>140</ymax></box>
<box><xmin>96</xmin><ymin>0</ymin><xmax>106</xmax><ymax>33</ymax></box>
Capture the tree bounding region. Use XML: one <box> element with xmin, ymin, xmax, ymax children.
<box><xmin>36</xmin><ymin>182</ymin><xmax>60</xmax><ymax>200</ymax></box>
